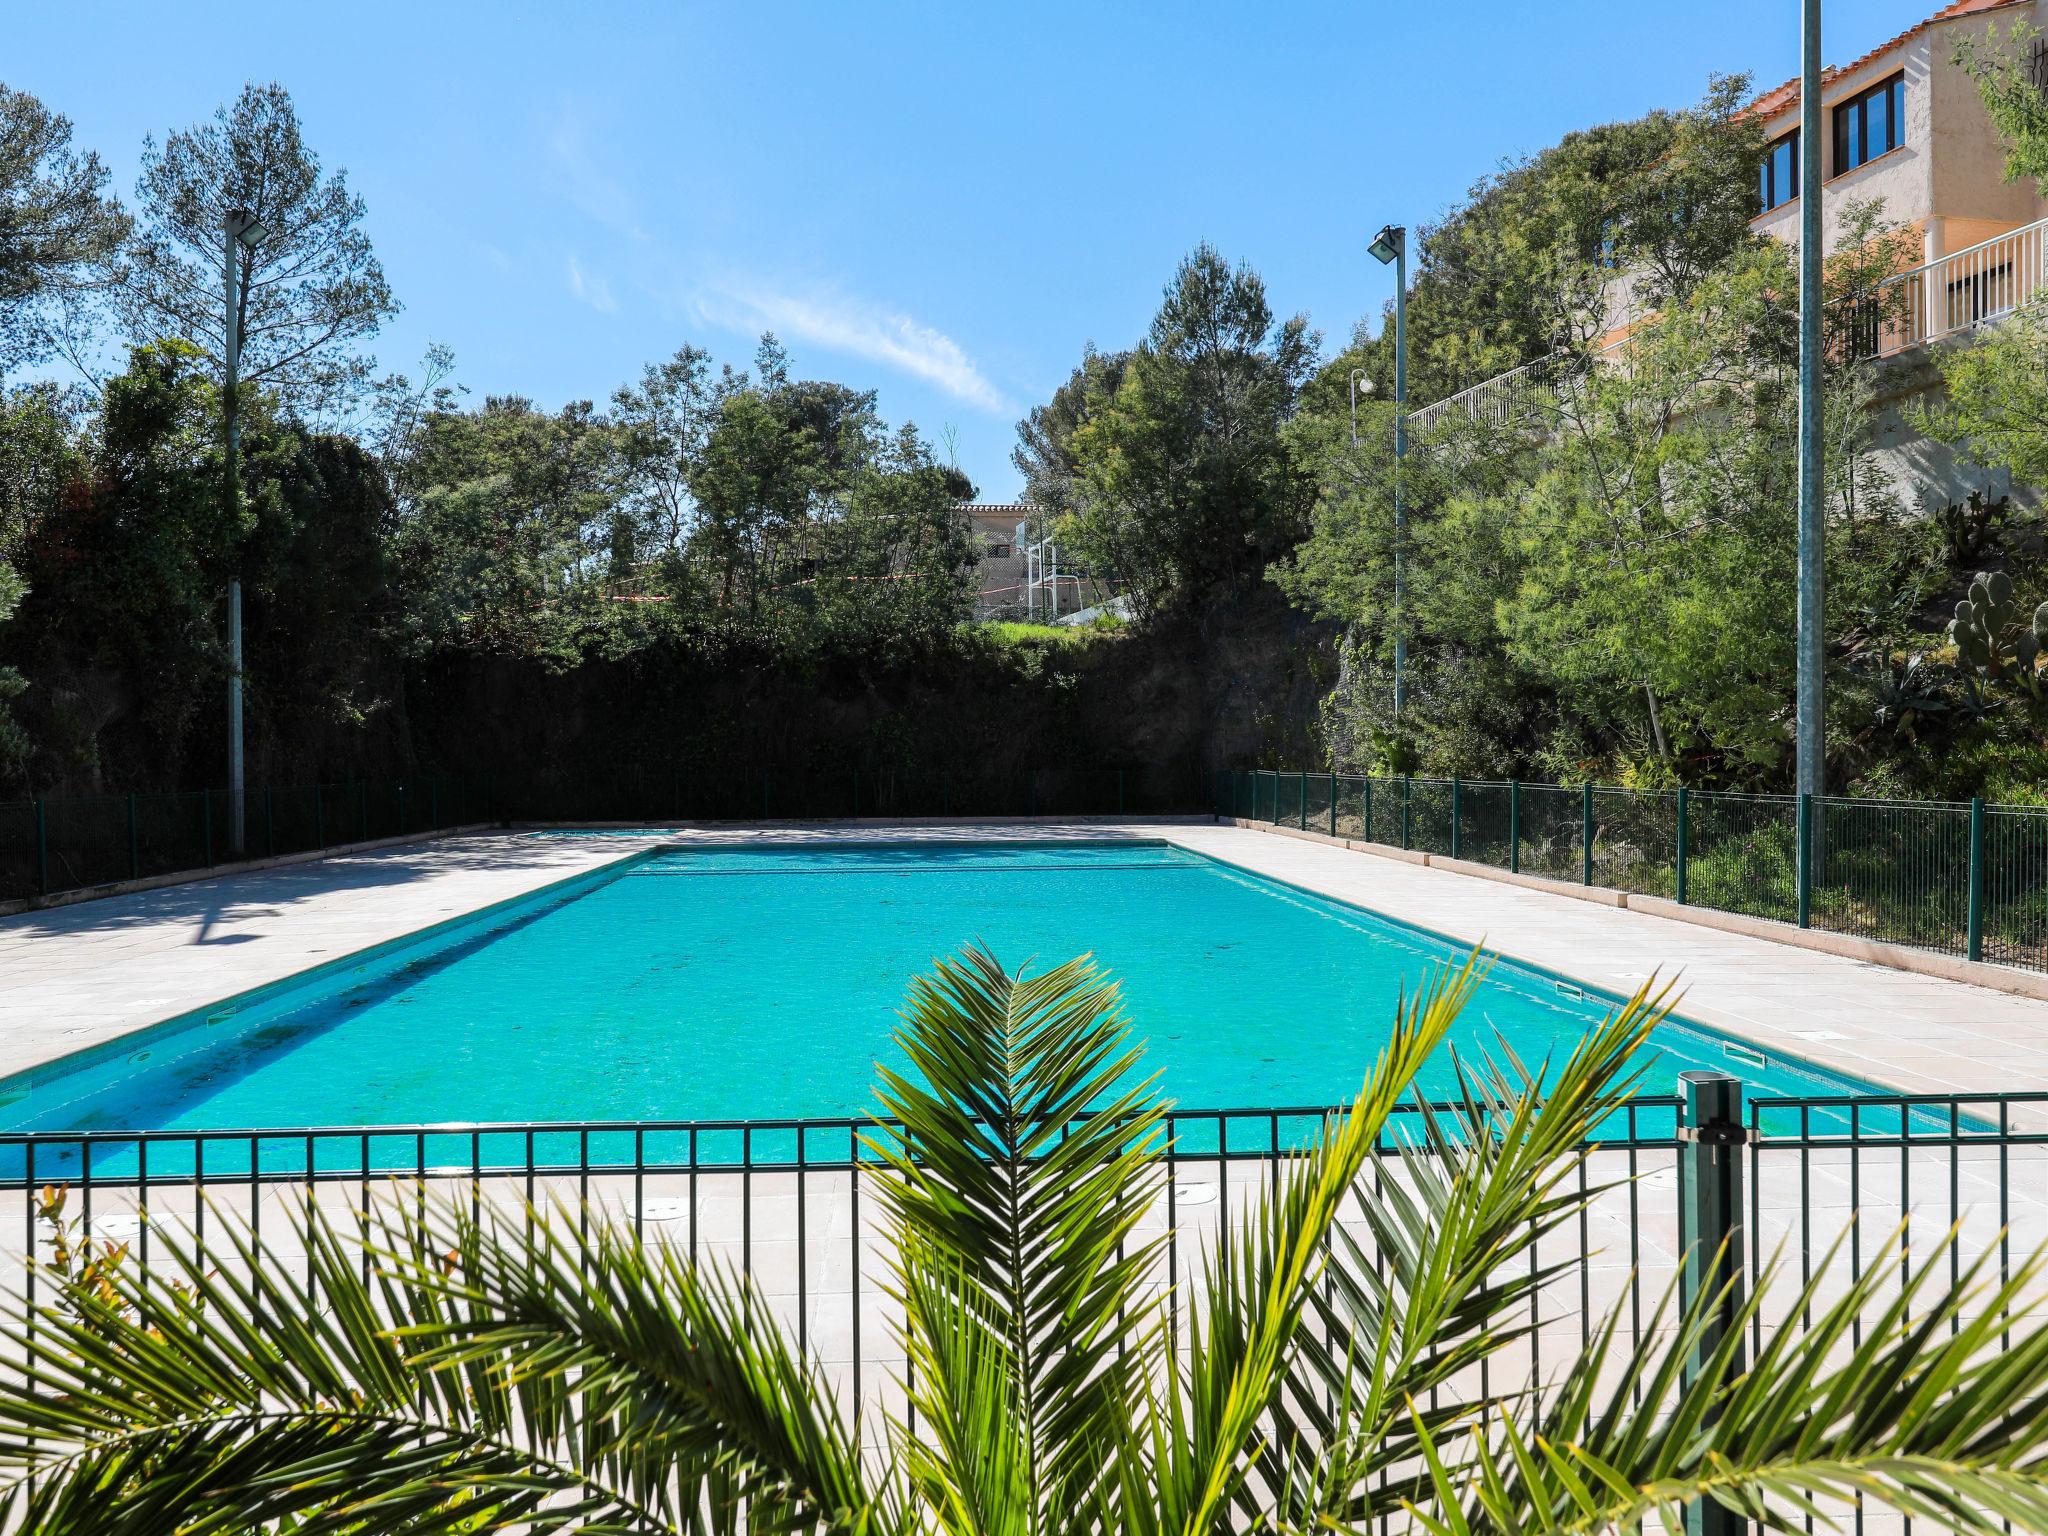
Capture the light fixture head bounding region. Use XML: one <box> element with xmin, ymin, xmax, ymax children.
<box><xmin>230</xmin><ymin>209</ymin><xmax>271</xmax><ymax>250</ymax></box>
<box><xmin>1368</xmin><ymin>223</ymin><xmax>1405</xmax><ymax>266</ymax></box>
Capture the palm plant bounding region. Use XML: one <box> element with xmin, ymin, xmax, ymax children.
<box><xmin>4</xmin><ymin>943</ymin><xmax>2048</xmax><ymax>1533</ymax></box>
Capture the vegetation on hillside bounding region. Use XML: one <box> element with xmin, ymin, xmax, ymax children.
<box><xmin>6</xmin><ymin>41</ymin><xmax>2048</xmax><ymax>801</ymax></box>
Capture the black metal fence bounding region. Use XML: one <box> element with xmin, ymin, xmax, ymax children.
<box><xmin>1225</xmin><ymin>769</ymin><xmax>2048</xmax><ymax>973</ymax></box>
<box><xmin>3</xmin><ymin>1085</ymin><xmax>2042</xmax><ymax>1437</ymax></box>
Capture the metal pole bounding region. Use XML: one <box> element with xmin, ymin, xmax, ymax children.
<box><xmin>1450</xmin><ymin>776</ymin><xmax>1462</xmax><ymax>861</ymax></box>
<box><xmin>1796</xmin><ymin>793</ymin><xmax>1813</xmax><ymax>928</ymax></box>
<box><xmin>1328</xmin><ymin>771</ymin><xmax>1337</xmax><ymax>838</ymax></box>
<box><xmin>1393</xmin><ymin>234</ymin><xmax>1409</xmax><ymax>718</ymax></box>
<box><xmin>224</xmin><ymin>215</ymin><xmax>245</xmax><ymax>858</ymax></box>
<box><xmin>1677</xmin><ymin>1070</ymin><xmax>1746</xmax><ymax>1536</ymax></box>
<box><xmin>32</xmin><ymin>799</ymin><xmax>46</xmax><ymax>898</ymax></box>
<box><xmin>1509</xmin><ymin>780</ymin><xmax>1521</xmax><ymax>874</ymax></box>
<box><xmin>1676</xmin><ymin>786</ymin><xmax>1691</xmax><ymax>906</ymax></box>
<box><xmin>1795</xmin><ymin>0</ymin><xmax>1826</xmax><ymax>813</ymax></box>
<box><xmin>1581</xmin><ymin>782</ymin><xmax>1595</xmax><ymax>886</ymax></box>
<box><xmin>1968</xmin><ymin>796</ymin><xmax>1986</xmax><ymax>962</ymax></box>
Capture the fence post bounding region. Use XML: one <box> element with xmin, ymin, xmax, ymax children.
<box><xmin>314</xmin><ymin>783</ymin><xmax>325</xmax><ymax>850</ymax></box>
<box><xmin>358</xmin><ymin>781</ymin><xmax>368</xmax><ymax>842</ymax></box>
<box><xmin>1401</xmin><ymin>777</ymin><xmax>1413</xmax><ymax>851</ymax></box>
<box><xmin>1363</xmin><ymin>776</ymin><xmax>1373</xmax><ymax>843</ymax></box>
<box><xmin>1508</xmin><ymin>780</ymin><xmax>1521</xmax><ymax>874</ymax></box>
<box><xmin>1450</xmin><ymin>777</ymin><xmax>1462</xmax><ymax>861</ymax></box>
<box><xmin>430</xmin><ymin>780</ymin><xmax>440</xmax><ymax>829</ymax></box>
<box><xmin>1796</xmin><ymin>793</ymin><xmax>1813</xmax><ymax>929</ymax></box>
<box><xmin>762</xmin><ymin>772</ymin><xmax>770</xmax><ymax>821</ymax></box>
<box><xmin>1328</xmin><ymin>772</ymin><xmax>1337</xmax><ymax>838</ymax></box>
<box><xmin>397</xmin><ymin>782</ymin><xmax>408</xmax><ymax>836</ymax></box>
<box><xmin>202</xmin><ymin>788</ymin><xmax>214</xmax><ymax>868</ymax></box>
<box><xmin>852</xmin><ymin>770</ymin><xmax>860</xmax><ymax>820</ymax></box>
<box><xmin>1298</xmin><ymin>770</ymin><xmax>1307</xmax><ymax>831</ymax></box>
<box><xmin>1968</xmin><ymin>796</ymin><xmax>1986</xmax><ymax>962</ymax></box>
<box><xmin>1580</xmin><ymin>782</ymin><xmax>1594</xmax><ymax>886</ymax></box>
<box><xmin>33</xmin><ymin>799</ymin><xmax>47</xmax><ymax>898</ymax></box>
<box><xmin>127</xmin><ymin>793</ymin><xmax>139</xmax><ymax>881</ymax></box>
<box><xmin>1676</xmin><ymin>786</ymin><xmax>1690</xmax><ymax>905</ymax></box>
<box><xmin>265</xmin><ymin>786</ymin><xmax>275</xmax><ymax>857</ymax></box>
<box><xmin>1118</xmin><ymin>768</ymin><xmax>1126</xmax><ymax>816</ymax></box>
<box><xmin>1677</xmin><ymin>1070</ymin><xmax>1746</xmax><ymax>1536</ymax></box>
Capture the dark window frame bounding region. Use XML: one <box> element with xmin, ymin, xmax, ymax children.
<box><xmin>1832</xmin><ymin>71</ymin><xmax>1906</xmax><ymax>175</ymax></box>
<box><xmin>1759</xmin><ymin>129</ymin><xmax>1800</xmax><ymax>212</ymax></box>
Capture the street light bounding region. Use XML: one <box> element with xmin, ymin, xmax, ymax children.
<box><xmin>224</xmin><ymin>207</ymin><xmax>268</xmax><ymax>858</ymax></box>
<box><xmin>1347</xmin><ymin>369</ymin><xmax>1372</xmax><ymax>446</ymax></box>
<box><xmin>1369</xmin><ymin>222</ymin><xmax>1408</xmax><ymax>717</ymax></box>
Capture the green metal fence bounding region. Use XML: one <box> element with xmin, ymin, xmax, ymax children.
<box><xmin>1219</xmin><ymin>769</ymin><xmax>2048</xmax><ymax>976</ymax></box>
<box><xmin>0</xmin><ymin>777</ymin><xmax>488</xmax><ymax>905</ymax></box>
<box><xmin>0</xmin><ymin>762</ymin><xmax>1212</xmax><ymax>906</ymax></box>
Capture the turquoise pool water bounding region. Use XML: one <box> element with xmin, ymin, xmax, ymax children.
<box><xmin>1</xmin><ymin>841</ymin><xmax>1916</xmax><ymax>1173</ymax></box>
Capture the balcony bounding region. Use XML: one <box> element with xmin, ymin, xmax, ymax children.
<box><xmin>1875</xmin><ymin>213</ymin><xmax>2048</xmax><ymax>355</ymax></box>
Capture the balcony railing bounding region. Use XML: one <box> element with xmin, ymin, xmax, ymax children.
<box><xmin>1878</xmin><ymin>214</ymin><xmax>2048</xmax><ymax>355</ymax></box>
<box><xmin>1405</xmin><ymin>351</ymin><xmax>1571</xmax><ymax>437</ymax></box>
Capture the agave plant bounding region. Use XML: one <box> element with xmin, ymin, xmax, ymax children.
<box><xmin>3</xmin><ymin>944</ymin><xmax>2048</xmax><ymax>1533</ymax></box>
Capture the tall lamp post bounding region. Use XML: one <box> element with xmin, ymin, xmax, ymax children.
<box><xmin>224</xmin><ymin>207</ymin><xmax>270</xmax><ymax>858</ymax></box>
<box><xmin>1796</xmin><ymin>0</ymin><xmax>1825</xmax><ymax>858</ymax></box>
<box><xmin>1368</xmin><ymin>223</ymin><xmax>1408</xmax><ymax>716</ymax></box>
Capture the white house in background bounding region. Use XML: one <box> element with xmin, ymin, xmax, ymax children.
<box><xmin>1416</xmin><ymin>0</ymin><xmax>2048</xmax><ymax>512</ymax></box>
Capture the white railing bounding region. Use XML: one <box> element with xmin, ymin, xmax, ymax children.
<box><xmin>1879</xmin><ymin>214</ymin><xmax>2048</xmax><ymax>355</ymax></box>
<box><xmin>1405</xmin><ymin>352</ymin><xmax>1570</xmax><ymax>437</ymax></box>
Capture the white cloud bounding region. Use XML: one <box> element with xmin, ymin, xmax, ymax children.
<box><xmin>698</xmin><ymin>282</ymin><xmax>1012</xmax><ymax>415</ymax></box>
<box><xmin>566</xmin><ymin>255</ymin><xmax>616</xmax><ymax>313</ymax></box>
<box><xmin>546</xmin><ymin>108</ymin><xmax>644</xmax><ymax>241</ymax></box>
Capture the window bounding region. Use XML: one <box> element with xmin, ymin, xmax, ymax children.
<box><xmin>1833</xmin><ymin>72</ymin><xmax>1906</xmax><ymax>174</ymax></box>
<box><xmin>1759</xmin><ymin>130</ymin><xmax>1799</xmax><ymax>211</ymax></box>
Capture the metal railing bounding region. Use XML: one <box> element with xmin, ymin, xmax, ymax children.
<box><xmin>1222</xmin><ymin>769</ymin><xmax>2048</xmax><ymax>973</ymax></box>
<box><xmin>1881</xmin><ymin>213</ymin><xmax>2048</xmax><ymax>355</ymax></box>
<box><xmin>0</xmin><ymin>777</ymin><xmax>490</xmax><ymax>906</ymax></box>
<box><xmin>3</xmin><ymin>1085</ymin><xmax>2042</xmax><ymax>1445</ymax></box>
<box><xmin>1406</xmin><ymin>352</ymin><xmax>1574</xmax><ymax>437</ymax></box>
<box><xmin>0</xmin><ymin>764</ymin><xmax>1213</xmax><ymax>906</ymax></box>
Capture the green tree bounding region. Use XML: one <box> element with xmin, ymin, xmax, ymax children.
<box><xmin>0</xmin><ymin>83</ymin><xmax>129</xmax><ymax>375</ymax></box>
<box><xmin>1059</xmin><ymin>245</ymin><xmax>1315</xmax><ymax>618</ymax></box>
<box><xmin>1923</xmin><ymin>299</ymin><xmax>2048</xmax><ymax>488</ymax></box>
<box><xmin>388</xmin><ymin>395</ymin><xmax>624</xmax><ymax>655</ymax></box>
<box><xmin>117</xmin><ymin>82</ymin><xmax>397</xmax><ymax>418</ymax></box>
<box><xmin>1953</xmin><ymin>21</ymin><xmax>2048</xmax><ymax>193</ymax></box>
<box><xmin>9</xmin><ymin>946</ymin><xmax>2048</xmax><ymax>1532</ymax></box>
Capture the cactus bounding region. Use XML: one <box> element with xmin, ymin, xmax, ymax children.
<box><xmin>1947</xmin><ymin>571</ymin><xmax>2047</xmax><ymax>700</ymax></box>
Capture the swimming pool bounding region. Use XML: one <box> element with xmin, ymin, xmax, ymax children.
<box><xmin>2</xmin><ymin>840</ymin><xmax>1910</xmax><ymax>1174</ymax></box>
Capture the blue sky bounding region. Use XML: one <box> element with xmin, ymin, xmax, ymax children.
<box><xmin>11</xmin><ymin>0</ymin><xmax>1953</xmax><ymax>498</ymax></box>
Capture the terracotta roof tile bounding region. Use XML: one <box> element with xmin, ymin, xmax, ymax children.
<box><xmin>1746</xmin><ymin>0</ymin><xmax>2024</xmax><ymax>124</ymax></box>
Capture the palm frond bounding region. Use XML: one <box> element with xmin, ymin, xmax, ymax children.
<box><xmin>0</xmin><ymin>1189</ymin><xmax>892</xmax><ymax>1535</ymax></box>
<box><xmin>865</xmin><ymin>943</ymin><xmax>1168</xmax><ymax>1525</ymax></box>
<box><xmin>1434</xmin><ymin>1223</ymin><xmax>2048</xmax><ymax>1535</ymax></box>
<box><xmin>1275</xmin><ymin>976</ymin><xmax>1670</xmax><ymax>1526</ymax></box>
<box><xmin>1152</xmin><ymin>950</ymin><xmax>1487</xmax><ymax>1536</ymax></box>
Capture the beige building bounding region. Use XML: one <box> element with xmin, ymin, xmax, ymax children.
<box><xmin>959</xmin><ymin>503</ymin><xmax>1114</xmax><ymax>622</ymax></box>
<box><xmin>1417</xmin><ymin>0</ymin><xmax>2048</xmax><ymax>512</ymax></box>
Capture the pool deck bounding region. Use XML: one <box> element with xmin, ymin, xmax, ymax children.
<box><xmin>7</xmin><ymin>819</ymin><xmax>2048</xmax><ymax>1111</ymax></box>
